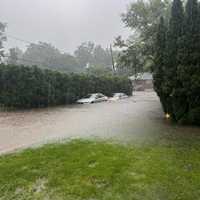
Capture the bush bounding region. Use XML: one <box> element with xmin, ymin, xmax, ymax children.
<box><xmin>0</xmin><ymin>64</ymin><xmax>133</xmax><ymax>108</ymax></box>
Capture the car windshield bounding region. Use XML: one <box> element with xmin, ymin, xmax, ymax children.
<box><xmin>97</xmin><ymin>94</ymin><xmax>104</xmax><ymax>98</ymax></box>
<box><xmin>84</xmin><ymin>94</ymin><xmax>93</xmax><ymax>98</ymax></box>
<box><xmin>113</xmin><ymin>93</ymin><xmax>121</xmax><ymax>97</ymax></box>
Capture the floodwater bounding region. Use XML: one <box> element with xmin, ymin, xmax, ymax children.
<box><xmin>0</xmin><ymin>92</ymin><xmax>199</xmax><ymax>154</ymax></box>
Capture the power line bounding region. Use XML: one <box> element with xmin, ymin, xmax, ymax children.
<box><xmin>6</xmin><ymin>34</ymin><xmax>33</xmax><ymax>45</ymax></box>
<box><xmin>6</xmin><ymin>33</ymin><xmax>68</xmax><ymax>53</ymax></box>
<box><xmin>4</xmin><ymin>34</ymin><xmax>69</xmax><ymax>68</ymax></box>
<box><xmin>4</xmin><ymin>55</ymin><xmax>56</xmax><ymax>69</ymax></box>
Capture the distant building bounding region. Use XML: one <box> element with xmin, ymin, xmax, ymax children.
<box><xmin>129</xmin><ymin>72</ymin><xmax>153</xmax><ymax>91</ymax></box>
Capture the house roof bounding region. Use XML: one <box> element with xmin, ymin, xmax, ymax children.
<box><xmin>129</xmin><ymin>72</ymin><xmax>153</xmax><ymax>81</ymax></box>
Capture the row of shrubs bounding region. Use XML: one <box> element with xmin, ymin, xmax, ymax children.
<box><xmin>0</xmin><ymin>64</ymin><xmax>133</xmax><ymax>108</ymax></box>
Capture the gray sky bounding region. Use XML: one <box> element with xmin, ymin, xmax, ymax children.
<box><xmin>1</xmin><ymin>0</ymin><xmax>132</xmax><ymax>54</ymax></box>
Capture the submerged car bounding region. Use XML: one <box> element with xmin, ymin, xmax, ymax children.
<box><xmin>109</xmin><ymin>93</ymin><xmax>129</xmax><ymax>101</ymax></box>
<box><xmin>77</xmin><ymin>93</ymin><xmax>108</xmax><ymax>104</ymax></box>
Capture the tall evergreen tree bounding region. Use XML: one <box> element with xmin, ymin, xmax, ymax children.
<box><xmin>178</xmin><ymin>0</ymin><xmax>200</xmax><ymax>124</ymax></box>
<box><xmin>198</xmin><ymin>2</ymin><xmax>200</xmax><ymax>64</ymax></box>
<box><xmin>185</xmin><ymin>0</ymin><xmax>199</xmax><ymax>64</ymax></box>
<box><xmin>153</xmin><ymin>17</ymin><xmax>168</xmax><ymax>112</ymax></box>
<box><xmin>153</xmin><ymin>0</ymin><xmax>200</xmax><ymax>125</ymax></box>
<box><xmin>163</xmin><ymin>0</ymin><xmax>184</xmax><ymax>118</ymax></box>
<box><xmin>167</xmin><ymin>0</ymin><xmax>184</xmax><ymax>66</ymax></box>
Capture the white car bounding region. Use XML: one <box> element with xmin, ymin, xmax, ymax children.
<box><xmin>109</xmin><ymin>93</ymin><xmax>129</xmax><ymax>101</ymax></box>
<box><xmin>77</xmin><ymin>93</ymin><xmax>108</xmax><ymax>104</ymax></box>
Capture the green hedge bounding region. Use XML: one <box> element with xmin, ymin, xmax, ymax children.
<box><xmin>0</xmin><ymin>64</ymin><xmax>132</xmax><ymax>108</ymax></box>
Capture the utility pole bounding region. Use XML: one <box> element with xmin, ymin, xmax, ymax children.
<box><xmin>110</xmin><ymin>44</ymin><xmax>115</xmax><ymax>73</ymax></box>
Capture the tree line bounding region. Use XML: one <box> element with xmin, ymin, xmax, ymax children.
<box><xmin>5</xmin><ymin>41</ymin><xmax>115</xmax><ymax>75</ymax></box>
<box><xmin>0</xmin><ymin>64</ymin><xmax>132</xmax><ymax>108</ymax></box>
<box><xmin>0</xmin><ymin>20</ymin><xmax>116</xmax><ymax>75</ymax></box>
<box><xmin>153</xmin><ymin>0</ymin><xmax>200</xmax><ymax>125</ymax></box>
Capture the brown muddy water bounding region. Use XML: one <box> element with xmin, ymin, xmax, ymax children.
<box><xmin>0</xmin><ymin>92</ymin><xmax>199</xmax><ymax>154</ymax></box>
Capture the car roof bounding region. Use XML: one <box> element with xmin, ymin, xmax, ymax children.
<box><xmin>114</xmin><ymin>93</ymin><xmax>124</xmax><ymax>95</ymax></box>
<box><xmin>93</xmin><ymin>93</ymin><xmax>104</xmax><ymax>95</ymax></box>
<box><xmin>86</xmin><ymin>93</ymin><xmax>105</xmax><ymax>97</ymax></box>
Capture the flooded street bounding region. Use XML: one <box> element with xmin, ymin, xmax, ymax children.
<box><xmin>0</xmin><ymin>92</ymin><xmax>199</xmax><ymax>154</ymax></box>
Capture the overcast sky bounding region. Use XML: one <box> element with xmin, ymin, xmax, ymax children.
<box><xmin>1</xmin><ymin>0</ymin><xmax>132</xmax><ymax>54</ymax></box>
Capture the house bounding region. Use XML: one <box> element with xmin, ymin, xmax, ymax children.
<box><xmin>129</xmin><ymin>72</ymin><xmax>153</xmax><ymax>91</ymax></box>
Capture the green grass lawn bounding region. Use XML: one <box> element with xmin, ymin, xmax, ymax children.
<box><xmin>0</xmin><ymin>137</ymin><xmax>200</xmax><ymax>200</ymax></box>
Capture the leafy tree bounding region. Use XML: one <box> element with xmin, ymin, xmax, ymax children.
<box><xmin>20</xmin><ymin>42</ymin><xmax>81</xmax><ymax>73</ymax></box>
<box><xmin>74</xmin><ymin>42</ymin><xmax>114</xmax><ymax>71</ymax></box>
<box><xmin>115</xmin><ymin>0</ymin><xmax>171</xmax><ymax>76</ymax></box>
<box><xmin>7</xmin><ymin>47</ymin><xmax>23</xmax><ymax>65</ymax></box>
<box><xmin>93</xmin><ymin>45</ymin><xmax>112</xmax><ymax>68</ymax></box>
<box><xmin>86</xmin><ymin>65</ymin><xmax>113</xmax><ymax>76</ymax></box>
<box><xmin>74</xmin><ymin>42</ymin><xmax>94</xmax><ymax>68</ymax></box>
<box><xmin>121</xmin><ymin>0</ymin><xmax>171</xmax><ymax>58</ymax></box>
<box><xmin>9</xmin><ymin>41</ymin><xmax>114</xmax><ymax>75</ymax></box>
<box><xmin>53</xmin><ymin>53</ymin><xmax>82</xmax><ymax>73</ymax></box>
<box><xmin>115</xmin><ymin>42</ymin><xmax>145</xmax><ymax>76</ymax></box>
<box><xmin>0</xmin><ymin>22</ymin><xmax>6</xmax><ymax>61</ymax></box>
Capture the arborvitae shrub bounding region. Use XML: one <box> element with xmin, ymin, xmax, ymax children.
<box><xmin>153</xmin><ymin>0</ymin><xmax>200</xmax><ymax>125</ymax></box>
<box><xmin>0</xmin><ymin>64</ymin><xmax>132</xmax><ymax>108</ymax></box>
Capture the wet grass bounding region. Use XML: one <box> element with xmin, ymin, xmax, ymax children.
<box><xmin>0</xmin><ymin>137</ymin><xmax>200</xmax><ymax>200</ymax></box>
